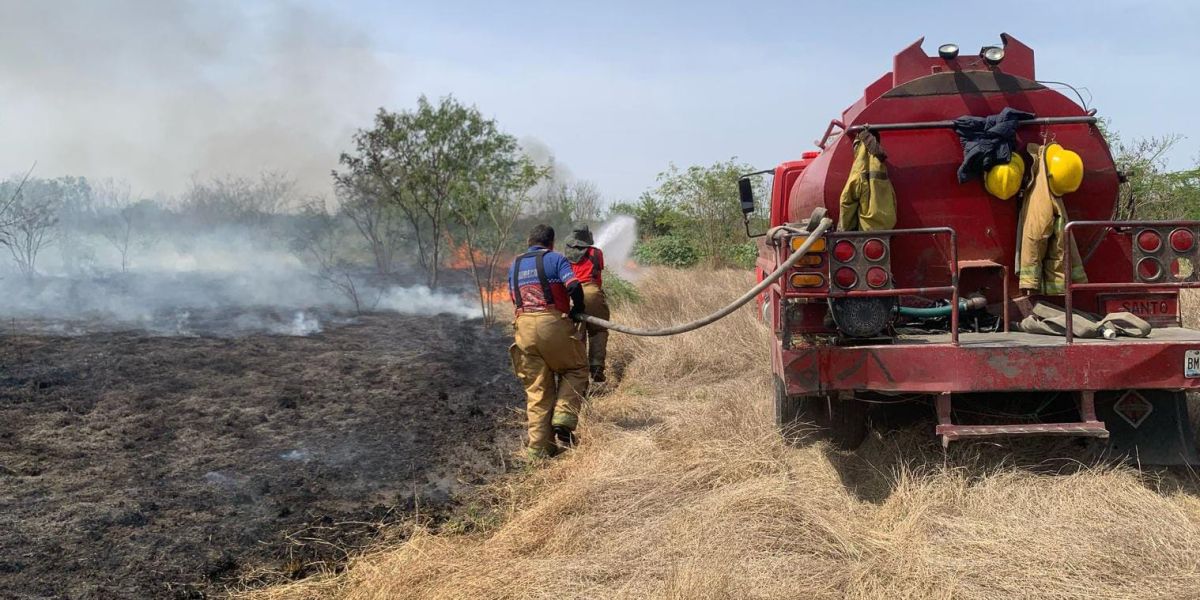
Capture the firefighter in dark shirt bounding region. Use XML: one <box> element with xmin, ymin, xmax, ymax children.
<box><xmin>507</xmin><ymin>224</ymin><xmax>589</xmax><ymax>458</ymax></box>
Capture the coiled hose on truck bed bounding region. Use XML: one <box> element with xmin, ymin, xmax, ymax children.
<box><xmin>580</xmin><ymin>217</ymin><xmax>833</xmax><ymax>337</ymax></box>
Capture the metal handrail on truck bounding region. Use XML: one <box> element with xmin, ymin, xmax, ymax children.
<box><xmin>1063</xmin><ymin>220</ymin><xmax>1200</xmax><ymax>344</ymax></box>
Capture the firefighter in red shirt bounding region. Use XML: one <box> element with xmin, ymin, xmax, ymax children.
<box><xmin>563</xmin><ymin>224</ymin><xmax>609</xmax><ymax>382</ymax></box>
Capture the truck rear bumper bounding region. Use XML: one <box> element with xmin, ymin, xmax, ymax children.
<box><xmin>782</xmin><ymin>327</ymin><xmax>1200</xmax><ymax>395</ymax></box>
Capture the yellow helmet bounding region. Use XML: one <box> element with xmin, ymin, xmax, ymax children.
<box><xmin>985</xmin><ymin>152</ymin><xmax>1025</xmax><ymax>200</ymax></box>
<box><xmin>1045</xmin><ymin>143</ymin><xmax>1084</xmax><ymax>195</ymax></box>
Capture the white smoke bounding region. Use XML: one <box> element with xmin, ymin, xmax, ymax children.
<box><xmin>0</xmin><ymin>2</ymin><xmax>389</xmax><ymax>198</ymax></box>
<box><xmin>377</xmin><ymin>285</ymin><xmax>483</xmax><ymax>319</ymax></box>
<box><xmin>593</xmin><ymin>215</ymin><xmax>638</xmax><ymax>279</ymax></box>
<box><xmin>0</xmin><ymin>227</ymin><xmax>488</xmax><ymax>337</ymax></box>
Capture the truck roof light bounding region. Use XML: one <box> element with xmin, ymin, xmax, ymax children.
<box><xmin>980</xmin><ymin>46</ymin><xmax>1005</xmax><ymax>65</ymax></box>
<box><xmin>938</xmin><ymin>44</ymin><xmax>959</xmax><ymax>60</ymax></box>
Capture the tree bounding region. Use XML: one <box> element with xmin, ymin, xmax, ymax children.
<box><xmin>450</xmin><ymin>151</ymin><xmax>549</xmax><ymax>327</ymax></box>
<box><xmin>641</xmin><ymin>159</ymin><xmax>762</xmax><ymax>264</ymax></box>
<box><xmin>336</xmin><ymin>175</ymin><xmax>405</xmax><ymax>276</ymax></box>
<box><xmin>1105</xmin><ymin>132</ymin><xmax>1200</xmax><ymax>220</ymax></box>
<box><xmin>336</xmin><ymin>95</ymin><xmax>521</xmax><ymax>288</ymax></box>
<box><xmin>291</xmin><ymin>201</ymin><xmax>373</xmax><ymax>314</ymax></box>
<box><xmin>611</xmin><ymin>194</ymin><xmax>682</xmax><ymax>240</ymax></box>
<box><xmin>538</xmin><ymin>178</ymin><xmax>603</xmax><ymax>230</ymax></box>
<box><xmin>0</xmin><ymin>176</ymin><xmax>70</xmax><ymax>278</ymax></box>
<box><xmin>180</xmin><ymin>171</ymin><xmax>297</xmax><ymax>227</ymax></box>
<box><xmin>94</xmin><ymin>179</ymin><xmax>147</xmax><ymax>273</ymax></box>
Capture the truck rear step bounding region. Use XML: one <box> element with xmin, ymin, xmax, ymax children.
<box><xmin>935</xmin><ymin>391</ymin><xmax>1108</xmax><ymax>448</ymax></box>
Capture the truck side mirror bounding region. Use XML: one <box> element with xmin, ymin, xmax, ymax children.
<box><xmin>738</xmin><ymin>177</ymin><xmax>755</xmax><ymax>215</ymax></box>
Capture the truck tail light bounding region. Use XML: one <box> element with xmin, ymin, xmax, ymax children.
<box><xmin>796</xmin><ymin>253</ymin><xmax>823</xmax><ymax>267</ymax></box>
<box><xmin>834</xmin><ymin>267</ymin><xmax>858</xmax><ymax>289</ymax></box>
<box><xmin>863</xmin><ymin>238</ymin><xmax>887</xmax><ymax>261</ymax></box>
<box><xmin>790</xmin><ymin>273</ymin><xmax>825</xmax><ymax>288</ymax></box>
<box><xmin>790</xmin><ymin>236</ymin><xmax>826</xmax><ymax>252</ymax></box>
<box><xmin>833</xmin><ymin>241</ymin><xmax>856</xmax><ymax>262</ymax></box>
<box><xmin>1132</xmin><ymin>226</ymin><xmax>1200</xmax><ymax>283</ymax></box>
<box><xmin>1170</xmin><ymin>228</ymin><xmax>1195</xmax><ymax>253</ymax></box>
<box><xmin>1137</xmin><ymin>257</ymin><xmax>1163</xmax><ymax>281</ymax></box>
<box><xmin>826</xmin><ymin>235</ymin><xmax>894</xmax><ymax>292</ymax></box>
<box><xmin>1137</xmin><ymin>230</ymin><xmax>1163</xmax><ymax>253</ymax></box>
<box><xmin>865</xmin><ymin>266</ymin><xmax>890</xmax><ymax>288</ymax></box>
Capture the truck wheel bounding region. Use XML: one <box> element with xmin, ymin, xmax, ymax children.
<box><xmin>774</xmin><ymin>377</ymin><xmax>868</xmax><ymax>450</ymax></box>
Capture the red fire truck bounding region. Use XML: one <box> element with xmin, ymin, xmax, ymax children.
<box><xmin>743</xmin><ymin>34</ymin><xmax>1199</xmax><ymax>464</ymax></box>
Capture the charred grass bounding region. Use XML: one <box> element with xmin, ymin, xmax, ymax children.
<box><xmin>244</xmin><ymin>270</ymin><xmax>1200</xmax><ymax>600</ymax></box>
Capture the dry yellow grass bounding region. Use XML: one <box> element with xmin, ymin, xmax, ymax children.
<box><xmin>244</xmin><ymin>270</ymin><xmax>1200</xmax><ymax>600</ymax></box>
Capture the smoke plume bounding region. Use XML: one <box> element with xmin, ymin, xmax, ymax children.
<box><xmin>0</xmin><ymin>1</ymin><xmax>388</xmax><ymax>198</ymax></box>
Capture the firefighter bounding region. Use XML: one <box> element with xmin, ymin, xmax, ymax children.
<box><xmin>508</xmin><ymin>224</ymin><xmax>589</xmax><ymax>459</ymax></box>
<box><xmin>563</xmin><ymin>224</ymin><xmax>609</xmax><ymax>382</ymax></box>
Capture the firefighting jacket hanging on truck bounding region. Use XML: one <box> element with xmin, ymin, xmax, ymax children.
<box><xmin>1016</xmin><ymin>142</ymin><xmax>1087</xmax><ymax>293</ymax></box>
<box><xmin>952</xmin><ymin>107</ymin><xmax>1034</xmax><ymax>183</ymax></box>
<box><xmin>838</xmin><ymin>130</ymin><xmax>897</xmax><ymax>232</ymax></box>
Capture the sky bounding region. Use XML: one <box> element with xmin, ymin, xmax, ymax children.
<box><xmin>0</xmin><ymin>0</ymin><xmax>1196</xmax><ymax>203</ymax></box>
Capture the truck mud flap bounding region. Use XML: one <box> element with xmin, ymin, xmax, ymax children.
<box><xmin>1096</xmin><ymin>390</ymin><xmax>1200</xmax><ymax>466</ymax></box>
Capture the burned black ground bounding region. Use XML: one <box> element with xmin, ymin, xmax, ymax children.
<box><xmin>0</xmin><ymin>313</ymin><xmax>522</xmax><ymax>599</ymax></box>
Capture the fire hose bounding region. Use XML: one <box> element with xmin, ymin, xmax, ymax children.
<box><xmin>579</xmin><ymin>216</ymin><xmax>834</xmax><ymax>337</ymax></box>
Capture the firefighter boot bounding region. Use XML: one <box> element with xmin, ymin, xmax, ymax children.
<box><xmin>554</xmin><ymin>425</ymin><xmax>579</xmax><ymax>449</ymax></box>
<box><xmin>590</xmin><ymin>365</ymin><xmax>606</xmax><ymax>382</ymax></box>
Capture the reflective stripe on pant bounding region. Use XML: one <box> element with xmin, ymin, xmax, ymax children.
<box><xmin>581</xmin><ymin>282</ymin><xmax>609</xmax><ymax>369</ymax></box>
<box><xmin>510</xmin><ymin>311</ymin><xmax>589</xmax><ymax>455</ymax></box>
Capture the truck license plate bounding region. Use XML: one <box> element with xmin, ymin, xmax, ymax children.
<box><xmin>1186</xmin><ymin>350</ymin><xmax>1200</xmax><ymax>378</ymax></box>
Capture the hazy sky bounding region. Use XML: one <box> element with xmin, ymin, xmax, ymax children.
<box><xmin>1</xmin><ymin>0</ymin><xmax>1196</xmax><ymax>202</ymax></box>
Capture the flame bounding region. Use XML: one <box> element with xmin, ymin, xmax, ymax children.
<box><xmin>446</xmin><ymin>241</ymin><xmax>482</xmax><ymax>270</ymax></box>
<box><xmin>484</xmin><ymin>283</ymin><xmax>510</xmax><ymax>305</ymax></box>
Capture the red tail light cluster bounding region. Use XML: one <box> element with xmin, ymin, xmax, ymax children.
<box><xmin>828</xmin><ymin>236</ymin><xmax>893</xmax><ymax>291</ymax></box>
<box><xmin>1133</xmin><ymin>227</ymin><xmax>1200</xmax><ymax>283</ymax></box>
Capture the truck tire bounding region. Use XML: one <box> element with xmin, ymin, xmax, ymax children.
<box><xmin>774</xmin><ymin>377</ymin><xmax>868</xmax><ymax>450</ymax></box>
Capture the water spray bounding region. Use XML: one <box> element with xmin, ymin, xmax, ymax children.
<box><xmin>582</xmin><ymin>213</ymin><xmax>833</xmax><ymax>337</ymax></box>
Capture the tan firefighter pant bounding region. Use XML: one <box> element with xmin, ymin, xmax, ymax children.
<box><xmin>582</xmin><ymin>282</ymin><xmax>609</xmax><ymax>370</ymax></box>
<box><xmin>510</xmin><ymin>311</ymin><xmax>589</xmax><ymax>455</ymax></box>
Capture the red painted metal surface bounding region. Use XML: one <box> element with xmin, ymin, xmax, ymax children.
<box><xmin>759</xmin><ymin>34</ymin><xmax>1200</xmax><ymax>435</ymax></box>
<box><xmin>1063</xmin><ymin>220</ymin><xmax>1200</xmax><ymax>343</ymax></box>
<box><xmin>1099</xmin><ymin>293</ymin><xmax>1179</xmax><ymax>327</ymax></box>
<box><xmin>781</xmin><ymin>332</ymin><xmax>1200</xmax><ymax>396</ymax></box>
<box><xmin>776</xmin><ymin>34</ymin><xmax>1119</xmax><ymax>315</ymax></box>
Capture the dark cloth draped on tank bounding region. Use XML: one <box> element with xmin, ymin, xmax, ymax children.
<box><xmin>952</xmin><ymin>107</ymin><xmax>1035</xmax><ymax>183</ymax></box>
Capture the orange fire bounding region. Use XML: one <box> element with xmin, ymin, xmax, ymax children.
<box><xmin>483</xmin><ymin>284</ymin><xmax>511</xmax><ymax>305</ymax></box>
<box><xmin>446</xmin><ymin>240</ymin><xmax>484</xmax><ymax>270</ymax></box>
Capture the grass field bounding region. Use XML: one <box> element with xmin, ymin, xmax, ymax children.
<box><xmin>245</xmin><ymin>270</ymin><xmax>1200</xmax><ymax>599</ymax></box>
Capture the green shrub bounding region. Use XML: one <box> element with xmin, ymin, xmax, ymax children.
<box><xmin>633</xmin><ymin>235</ymin><xmax>699</xmax><ymax>268</ymax></box>
<box><xmin>725</xmin><ymin>241</ymin><xmax>759</xmax><ymax>269</ymax></box>
<box><xmin>603</xmin><ymin>272</ymin><xmax>640</xmax><ymax>308</ymax></box>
